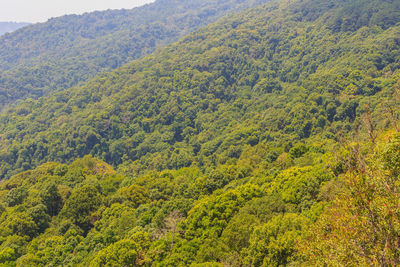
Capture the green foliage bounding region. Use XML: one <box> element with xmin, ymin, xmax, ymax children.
<box><xmin>0</xmin><ymin>235</ymin><xmax>27</xmax><ymax>260</ymax></box>
<box><xmin>289</xmin><ymin>143</ymin><xmax>308</xmax><ymax>159</ymax></box>
<box><xmin>267</xmin><ymin>165</ymin><xmax>333</xmax><ymax>211</ymax></box>
<box><xmin>0</xmin><ymin>0</ymin><xmax>270</xmax><ymax>109</ymax></box>
<box><xmin>0</xmin><ymin>247</ymin><xmax>15</xmax><ymax>264</ymax></box>
<box><xmin>61</xmin><ymin>184</ymin><xmax>101</xmax><ymax>232</ymax></box>
<box><xmin>184</xmin><ymin>184</ymin><xmax>263</xmax><ymax>240</ymax></box>
<box><xmin>0</xmin><ymin>0</ymin><xmax>398</xmax><ymax>266</ymax></box>
<box><xmin>116</xmin><ymin>184</ymin><xmax>149</xmax><ymax>207</ymax></box>
<box><xmin>243</xmin><ymin>213</ymin><xmax>308</xmax><ymax>266</ymax></box>
<box><xmin>90</xmin><ymin>239</ymin><xmax>139</xmax><ymax>266</ymax></box>
<box><xmin>39</xmin><ymin>183</ymin><xmax>63</xmax><ymax>216</ymax></box>
<box><xmin>3</xmin><ymin>188</ymin><xmax>27</xmax><ymax>207</ymax></box>
<box><xmin>382</xmin><ymin>132</ymin><xmax>400</xmax><ymax>176</ymax></box>
<box><xmin>4</xmin><ymin>212</ymin><xmax>38</xmax><ymax>238</ymax></box>
<box><xmin>90</xmin><ymin>231</ymin><xmax>151</xmax><ymax>266</ymax></box>
<box><xmin>93</xmin><ymin>203</ymin><xmax>137</xmax><ymax>243</ymax></box>
<box><xmin>220</xmin><ymin>213</ymin><xmax>259</xmax><ymax>253</ymax></box>
<box><xmin>16</xmin><ymin>253</ymin><xmax>42</xmax><ymax>266</ymax></box>
<box><xmin>27</xmin><ymin>204</ymin><xmax>51</xmax><ymax>233</ymax></box>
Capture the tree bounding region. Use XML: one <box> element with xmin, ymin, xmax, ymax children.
<box><xmin>243</xmin><ymin>213</ymin><xmax>308</xmax><ymax>266</ymax></box>
<box><xmin>40</xmin><ymin>183</ymin><xmax>63</xmax><ymax>216</ymax></box>
<box><xmin>3</xmin><ymin>187</ymin><xmax>27</xmax><ymax>207</ymax></box>
<box><xmin>163</xmin><ymin>211</ymin><xmax>184</xmax><ymax>255</ymax></box>
<box><xmin>299</xmin><ymin>132</ymin><xmax>400</xmax><ymax>266</ymax></box>
<box><xmin>61</xmin><ymin>184</ymin><xmax>101</xmax><ymax>232</ymax></box>
<box><xmin>90</xmin><ymin>239</ymin><xmax>138</xmax><ymax>266</ymax></box>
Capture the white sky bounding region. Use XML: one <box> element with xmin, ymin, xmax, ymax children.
<box><xmin>0</xmin><ymin>0</ymin><xmax>155</xmax><ymax>23</ymax></box>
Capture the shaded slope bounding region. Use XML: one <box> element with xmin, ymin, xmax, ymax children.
<box><xmin>0</xmin><ymin>0</ymin><xmax>271</xmax><ymax>109</ymax></box>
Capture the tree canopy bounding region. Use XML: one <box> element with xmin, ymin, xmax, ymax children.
<box><xmin>0</xmin><ymin>0</ymin><xmax>399</xmax><ymax>265</ymax></box>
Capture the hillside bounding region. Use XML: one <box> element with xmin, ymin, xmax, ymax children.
<box><xmin>0</xmin><ymin>0</ymin><xmax>399</xmax><ymax>179</ymax></box>
<box><xmin>0</xmin><ymin>22</ymin><xmax>30</xmax><ymax>36</ymax></box>
<box><xmin>1</xmin><ymin>132</ymin><xmax>399</xmax><ymax>265</ymax></box>
<box><xmin>0</xmin><ymin>0</ymin><xmax>399</xmax><ymax>265</ymax></box>
<box><xmin>0</xmin><ymin>0</ymin><xmax>270</xmax><ymax>110</ymax></box>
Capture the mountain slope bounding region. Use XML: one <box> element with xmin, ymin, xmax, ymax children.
<box><xmin>0</xmin><ymin>0</ymin><xmax>399</xmax><ymax>265</ymax></box>
<box><xmin>0</xmin><ymin>22</ymin><xmax>30</xmax><ymax>36</ymax></box>
<box><xmin>0</xmin><ymin>0</ymin><xmax>399</xmax><ymax>180</ymax></box>
<box><xmin>0</xmin><ymin>0</ymin><xmax>270</xmax><ymax>109</ymax></box>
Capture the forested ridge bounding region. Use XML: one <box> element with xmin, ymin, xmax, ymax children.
<box><xmin>0</xmin><ymin>0</ymin><xmax>271</xmax><ymax>110</ymax></box>
<box><xmin>0</xmin><ymin>0</ymin><xmax>399</xmax><ymax>265</ymax></box>
<box><xmin>0</xmin><ymin>23</ymin><xmax>30</xmax><ymax>37</ymax></box>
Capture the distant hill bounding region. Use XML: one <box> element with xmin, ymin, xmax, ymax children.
<box><xmin>0</xmin><ymin>22</ymin><xmax>30</xmax><ymax>36</ymax></box>
<box><xmin>0</xmin><ymin>0</ymin><xmax>271</xmax><ymax>110</ymax></box>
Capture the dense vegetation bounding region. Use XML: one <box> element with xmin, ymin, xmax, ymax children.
<box><xmin>1</xmin><ymin>0</ymin><xmax>399</xmax><ymax>179</ymax></box>
<box><xmin>0</xmin><ymin>22</ymin><xmax>30</xmax><ymax>36</ymax></box>
<box><xmin>0</xmin><ymin>152</ymin><xmax>325</xmax><ymax>265</ymax></box>
<box><xmin>0</xmin><ymin>110</ymin><xmax>398</xmax><ymax>266</ymax></box>
<box><xmin>0</xmin><ymin>0</ymin><xmax>270</xmax><ymax>109</ymax></box>
<box><xmin>0</xmin><ymin>0</ymin><xmax>399</xmax><ymax>265</ymax></box>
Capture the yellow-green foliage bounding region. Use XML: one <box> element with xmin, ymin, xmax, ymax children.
<box><xmin>298</xmin><ymin>132</ymin><xmax>400</xmax><ymax>266</ymax></box>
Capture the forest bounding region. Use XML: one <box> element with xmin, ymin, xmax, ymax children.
<box><xmin>0</xmin><ymin>0</ymin><xmax>270</xmax><ymax>110</ymax></box>
<box><xmin>0</xmin><ymin>0</ymin><xmax>399</xmax><ymax>265</ymax></box>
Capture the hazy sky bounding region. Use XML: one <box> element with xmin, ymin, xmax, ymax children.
<box><xmin>0</xmin><ymin>0</ymin><xmax>155</xmax><ymax>23</ymax></box>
